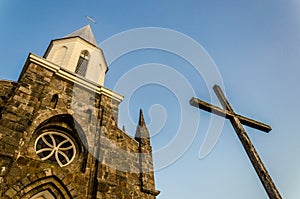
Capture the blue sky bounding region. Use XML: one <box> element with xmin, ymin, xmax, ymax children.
<box><xmin>1</xmin><ymin>1</ymin><xmax>300</xmax><ymax>198</ymax></box>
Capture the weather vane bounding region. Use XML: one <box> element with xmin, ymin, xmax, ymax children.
<box><xmin>85</xmin><ymin>15</ymin><xmax>96</xmax><ymax>24</ymax></box>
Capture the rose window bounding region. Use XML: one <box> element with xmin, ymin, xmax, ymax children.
<box><xmin>35</xmin><ymin>131</ymin><xmax>76</xmax><ymax>167</ymax></box>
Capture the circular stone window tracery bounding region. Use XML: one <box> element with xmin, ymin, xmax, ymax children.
<box><xmin>34</xmin><ymin>131</ymin><xmax>76</xmax><ymax>167</ymax></box>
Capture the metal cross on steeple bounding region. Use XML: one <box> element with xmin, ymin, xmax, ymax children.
<box><xmin>190</xmin><ymin>85</ymin><xmax>281</xmax><ymax>199</ymax></box>
<box><xmin>85</xmin><ymin>15</ymin><xmax>96</xmax><ymax>24</ymax></box>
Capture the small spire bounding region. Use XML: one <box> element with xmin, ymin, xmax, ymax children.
<box><xmin>139</xmin><ymin>109</ymin><xmax>146</xmax><ymax>126</ymax></box>
<box><xmin>122</xmin><ymin>125</ymin><xmax>126</xmax><ymax>132</ymax></box>
<box><xmin>135</xmin><ymin>109</ymin><xmax>150</xmax><ymax>142</ymax></box>
<box><xmin>64</xmin><ymin>24</ymin><xmax>97</xmax><ymax>46</ymax></box>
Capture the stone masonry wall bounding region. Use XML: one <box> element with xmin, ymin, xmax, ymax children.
<box><xmin>0</xmin><ymin>59</ymin><xmax>159</xmax><ymax>198</ymax></box>
<box><xmin>0</xmin><ymin>80</ymin><xmax>17</xmax><ymax>118</ymax></box>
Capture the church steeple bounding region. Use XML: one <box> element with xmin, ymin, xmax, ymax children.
<box><xmin>43</xmin><ymin>25</ymin><xmax>108</xmax><ymax>86</ymax></box>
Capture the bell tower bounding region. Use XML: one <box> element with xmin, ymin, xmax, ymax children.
<box><xmin>44</xmin><ymin>24</ymin><xmax>108</xmax><ymax>85</ymax></box>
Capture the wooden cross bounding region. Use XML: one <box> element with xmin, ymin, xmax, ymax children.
<box><xmin>190</xmin><ymin>85</ymin><xmax>281</xmax><ymax>199</ymax></box>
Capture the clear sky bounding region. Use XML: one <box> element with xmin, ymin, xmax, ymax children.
<box><xmin>1</xmin><ymin>1</ymin><xmax>300</xmax><ymax>198</ymax></box>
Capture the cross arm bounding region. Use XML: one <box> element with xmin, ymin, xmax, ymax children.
<box><xmin>189</xmin><ymin>97</ymin><xmax>271</xmax><ymax>133</ymax></box>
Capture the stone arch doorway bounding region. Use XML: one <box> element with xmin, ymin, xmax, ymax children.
<box><xmin>17</xmin><ymin>176</ymin><xmax>72</xmax><ymax>199</ymax></box>
<box><xmin>30</xmin><ymin>190</ymin><xmax>55</xmax><ymax>199</ymax></box>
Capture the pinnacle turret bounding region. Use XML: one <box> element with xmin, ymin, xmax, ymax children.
<box><xmin>134</xmin><ymin>109</ymin><xmax>158</xmax><ymax>195</ymax></box>
<box><xmin>135</xmin><ymin>109</ymin><xmax>150</xmax><ymax>143</ymax></box>
<box><xmin>138</xmin><ymin>109</ymin><xmax>146</xmax><ymax>126</ymax></box>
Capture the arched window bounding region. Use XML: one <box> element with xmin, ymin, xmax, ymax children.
<box><xmin>53</xmin><ymin>46</ymin><xmax>67</xmax><ymax>66</ymax></box>
<box><xmin>32</xmin><ymin>115</ymin><xmax>88</xmax><ymax>169</ymax></box>
<box><xmin>35</xmin><ymin>131</ymin><xmax>77</xmax><ymax>167</ymax></box>
<box><xmin>50</xmin><ymin>94</ymin><xmax>58</xmax><ymax>109</ymax></box>
<box><xmin>86</xmin><ymin>109</ymin><xmax>92</xmax><ymax>123</ymax></box>
<box><xmin>75</xmin><ymin>50</ymin><xmax>89</xmax><ymax>77</ymax></box>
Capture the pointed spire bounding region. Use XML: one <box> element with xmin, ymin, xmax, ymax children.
<box><xmin>139</xmin><ymin>109</ymin><xmax>146</xmax><ymax>126</ymax></box>
<box><xmin>135</xmin><ymin>109</ymin><xmax>150</xmax><ymax>142</ymax></box>
<box><xmin>135</xmin><ymin>109</ymin><xmax>158</xmax><ymax>194</ymax></box>
<box><xmin>122</xmin><ymin>125</ymin><xmax>126</xmax><ymax>132</ymax></box>
<box><xmin>65</xmin><ymin>24</ymin><xmax>97</xmax><ymax>46</ymax></box>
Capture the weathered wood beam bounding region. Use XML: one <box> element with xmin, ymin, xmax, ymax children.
<box><xmin>212</xmin><ymin>85</ymin><xmax>281</xmax><ymax>199</ymax></box>
<box><xmin>189</xmin><ymin>97</ymin><xmax>271</xmax><ymax>133</ymax></box>
<box><xmin>190</xmin><ymin>84</ymin><xmax>281</xmax><ymax>199</ymax></box>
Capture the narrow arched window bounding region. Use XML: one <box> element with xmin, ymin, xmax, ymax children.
<box><xmin>50</xmin><ymin>94</ymin><xmax>58</xmax><ymax>109</ymax></box>
<box><xmin>54</xmin><ymin>46</ymin><xmax>67</xmax><ymax>66</ymax></box>
<box><xmin>86</xmin><ymin>109</ymin><xmax>92</xmax><ymax>123</ymax></box>
<box><xmin>75</xmin><ymin>50</ymin><xmax>89</xmax><ymax>77</ymax></box>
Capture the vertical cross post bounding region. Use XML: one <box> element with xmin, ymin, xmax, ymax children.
<box><xmin>190</xmin><ymin>85</ymin><xmax>281</xmax><ymax>199</ymax></box>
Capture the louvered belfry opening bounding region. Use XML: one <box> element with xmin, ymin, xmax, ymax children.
<box><xmin>75</xmin><ymin>50</ymin><xmax>89</xmax><ymax>77</ymax></box>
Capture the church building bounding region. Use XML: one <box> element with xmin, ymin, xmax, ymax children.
<box><xmin>0</xmin><ymin>25</ymin><xmax>160</xmax><ymax>198</ymax></box>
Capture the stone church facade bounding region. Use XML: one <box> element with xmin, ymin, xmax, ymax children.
<box><xmin>0</xmin><ymin>25</ymin><xmax>160</xmax><ymax>198</ymax></box>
